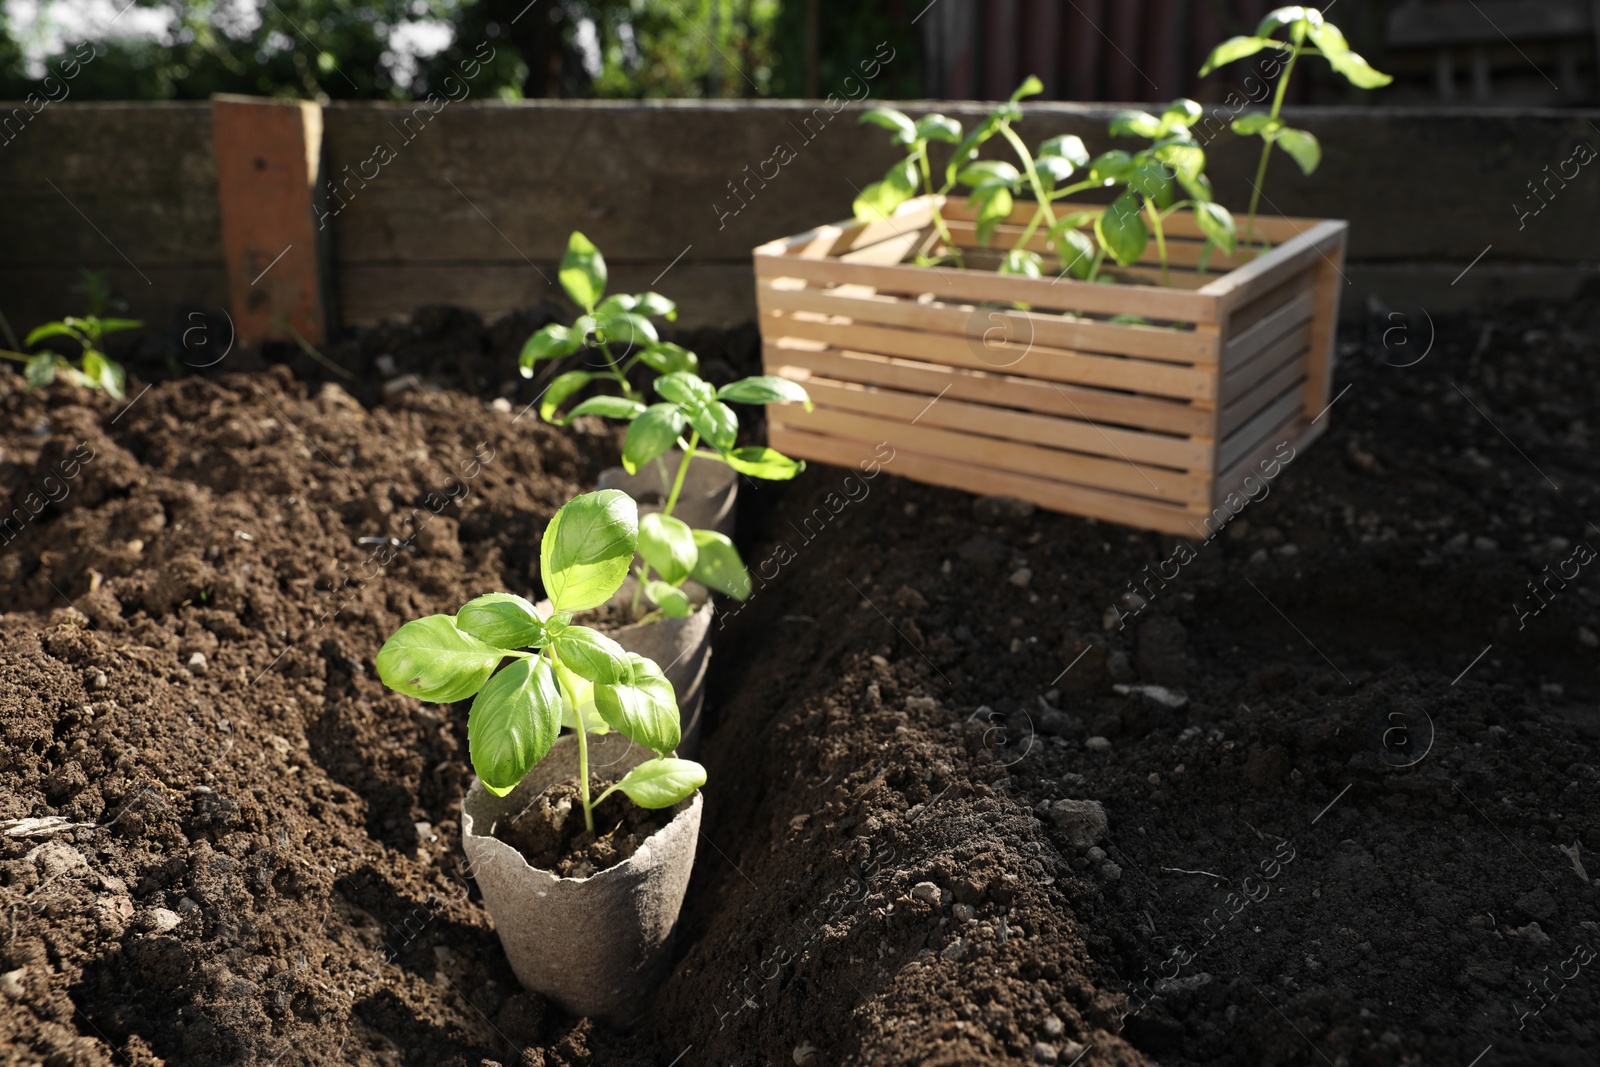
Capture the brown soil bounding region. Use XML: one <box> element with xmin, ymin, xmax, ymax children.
<box><xmin>1</xmin><ymin>298</ymin><xmax>1596</xmax><ymax>1067</ymax></box>
<box><xmin>489</xmin><ymin>778</ymin><xmax>671</xmax><ymax>879</ymax></box>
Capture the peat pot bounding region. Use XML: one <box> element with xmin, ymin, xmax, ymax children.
<box><xmin>460</xmin><ymin>733</ymin><xmax>702</xmax><ymax>1020</ymax></box>
<box><xmin>598</xmin><ymin>447</ymin><xmax>738</xmax><ymax>538</ymax></box>
<box><xmin>754</xmin><ymin>194</ymin><xmax>1347</xmax><ymax>537</ymax></box>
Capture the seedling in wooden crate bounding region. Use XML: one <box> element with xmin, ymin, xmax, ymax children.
<box><xmin>1201</xmin><ymin>6</ymin><xmax>1391</xmax><ymax>245</ymax></box>
<box><xmin>375</xmin><ymin>490</ymin><xmax>705</xmax><ymax>827</ymax></box>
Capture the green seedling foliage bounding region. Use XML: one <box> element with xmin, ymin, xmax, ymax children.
<box><xmin>1199</xmin><ymin>6</ymin><xmax>1390</xmax><ymax>245</ymax></box>
<box><xmin>375</xmin><ymin>490</ymin><xmax>705</xmax><ymax>831</ymax></box>
<box><xmin>3</xmin><ymin>299</ymin><xmax>138</xmax><ymax>400</ymax></box>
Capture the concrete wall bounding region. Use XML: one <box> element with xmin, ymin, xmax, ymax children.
<box><xmin>1</xmin><ymin>99</ymin><xmax>1596</xmax><ymax>335</ymax></box>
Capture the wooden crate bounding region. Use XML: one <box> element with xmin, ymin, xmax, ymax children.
<box><xmin>753</xmin><ymin>194</ymin><xmax>1347</xmax><ymax>537</ymax></box>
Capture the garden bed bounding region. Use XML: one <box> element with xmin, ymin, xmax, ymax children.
<box><xmin>1</xmin><ymin>295</ymin><xmax>1597</xmax><ymax>1066</ymax></box>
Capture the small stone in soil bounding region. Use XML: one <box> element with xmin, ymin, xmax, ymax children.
<box><xmin>1048</xmin><ymin>799</ymin><xmax>1108</xmax><ymax>849</ymax></box>
<box><xmin>1084</xmin><ymin>736</ymin><xmax>1112</xmax><ymax>752</ymax></box>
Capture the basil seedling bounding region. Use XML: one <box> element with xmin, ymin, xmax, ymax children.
<box><xmin>1200</xmin><ymin>6</ymin><xmax>1391</xmax><ymax>245</ymax></box>
<box><xmin>375</xmin><ymin>490</ymin><xmax>706</xmax><ymax>830</ymax></box>
<box><xmin>519</xmin><ymin>231</ymin><xmax>695</xmax><ymax>422</ymax></box>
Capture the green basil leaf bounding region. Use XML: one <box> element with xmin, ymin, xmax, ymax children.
<box><xmin>639</xmin><ymin>512</ymin><xmax>697</xmax><ymax>585</ymax></box>
<box><xmin>595</xmin><ymin>311</ymin><xmax>658</xmax><ymax>350</ymax></box>
<box><xmin>376</xmin><ymin>614</ymin><xmax>506</xmax><ymax>703</ymax></box>
<box><xmin>551</xmin><ymin>624</ymin><xmax>633</xmax><ymax>685</ymax></box>
<box><xmin>1095</xmin><ymin>191</ymin><xmax>1149</xmax><ymax>267</ymax></box>
<box><xmin>1155</xmin><ymin>142</ymin><xmax>1206</xmax><ymax>183</ymax></box>
<box><xmin>633</xmin><ymin>291</ymin><xmax>677</xmax><ymax>320</ymax></box>
<box><xmin>594</xmin><ymin>293</ymin><xmax>637</xmax><ymax>317</ymax></box>
<box><xmin>614</xmin><ymin>758</ymin><xmax>705</xmax><ymax>808</ymax></box>
<box><xmin>1275</xmin><ymin>127</ymin><xmax>1322</xmax><ymax>175</ymax></box>
<box><xmin>637</xmin><ymin>342</ymin><xmax>699</xmax><ymax>376</ymax></box>
<box><xmin>644</xmin><ymin>580</ymin><xmax>692</xmax><ymax>618</ymax></box>
<box><xmin>1053</xmin><ymin>227</ymin><xmax>1096</xmax><ymax>279</ymax></box>
<box><xmin>1110</xmin><ymin>110</ymin><xmax>1161</xmax><ymax>139</ymax></box>
<box><xmin>1194</xmin><ymin>202</ymin><xmax>1237</xmax><ymax>257</ymax></box>
<box><xmin>859</xmin><ymin>106</ymin><xmax>917</xmax><ymax>145</ymax></box>
<box><xmin>1010</xmin><ymin>74</ymin><xmax>1044</xmax><ymax>102</ymax></box>
<box><xmin>974</xmin><ymin>186</ymin><xmax>1014</xmax><ymax>246</ymax></box>
<box><xmin>468</xmin><ymin>656</ymin><xmax>562</xmax><ymax>796</ymax></box>
<box><xmin>689</xmin><ymin>528</ymin><xmax>752</xmax><ymax>599</ymax></box>
<box><xmin>1159</xmin><ymin>99</ymin><xmax>1203</xmax><ymax>134</ymax></box>
<box><xmin>1231</xmin><ymin>113</ymin><xmax>1283</xmax><ymax>136</ymax></box>
<box><xmin>622</xmin><ymin>403</ymin><xmax>688</xmax><ymax>475</ymax></box>
<box><xmin>520</xmin><ymin>323</ymin><xmax>583</xmax><ymax>375</ymax></box>
<box><xmin>1257</xmin><ymin>6</ymin><xmax>1316</xmax><ymax>36</ymax></box>
<box><xmin>1035</xmin><ymin>155</ymin><xmax>1077</xmax><ymax>186</ymax></box>
<box><xmin>539</xmin><ymin>370</ymin><xmax>595</xmax><ymax>423</ymax></box>
<box><xmin>1199</xmin><ymin>35</ymin><xmax>1285</xmax><ymax>76</ymax></box>
<box><xmin>24</xmin><ymin>321</ymin><xmax>81</xmax><ymax>347</ymax></box>
<box><xmin>958</xmin><ymin>160</ymin><xmax>1021</xmax><ymax>188</ymax></box>
<box><xmin>456</xmin><ymin>592</ymin><xmax>547</xmax><ymax>649</ymax></box>
<box><xmin>559</xmin><ymin>231</ymin><xmax>607</xmax><ymax>311</ymax></box>
<box><xmin>658</xmin><ymin>372</ymin><xmax>738</xmax><ymax>451</ymax></box>
<box><xmin>24</xmin><ymin>353</ymin><xmax>57</xmax><ymax>388</ymax></box>
<box><xmin>721</xmin><ymin>445</ymin><xmax>804</xmax><ymax>481</ymax></box>
<box><xmin>715</xmin><ymin>375</ymin><xmax>812</xmax><ymax>411</ymax></box>
<box><xmin>1038</xmin><ymin>134</ymin><xmax>1090</xmax><ymax>167</ymax></box>
<box><xmin>1320</xmin><ymin>46</ymin><xmax>1393</xmax><ymax>89</ymax></box>
<box><xmin>1130</xmin><ymin>160</ymin><xmax>1174</xmax><ymax>206</ymax></box>
<box><xmin>565</xmin><ymin>395</ymin><xmax>646</xmax><ymax>422</ymax></box>
<box><xmin>914</xmin><ymin>113</ymin><xmax>961</xmax><ymax>144</ymax></box>
<box><xmin>593</xmin><ymin>655</ymin><xmax>681</xmax><ymax>756</ymax></box>
<box><xmin>852</xmin><ymin>158</ymin><xmax>919</xmax><ymax>220</ymax></box>
<box><xmin>539</xmin><ymin>489</ymin><xmax>638</xmax><ymax>613</ymax></box>
<box><xmin>1088</xmin><ymin>150</ymin><xmax>1135</xmax><ymax>185</ymax></box>
<box><xmin>1001</xmin><ymin>249</ymin><xmax>1043</xmax><ymax>279</ymax></box>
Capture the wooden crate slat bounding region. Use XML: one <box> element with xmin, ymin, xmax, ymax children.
<box><xmin>1218</xmin><ymin>384</ymin><xmax>1307</xmax><ymax>471</ymax></box>
<box><xmin>1222</xmin><ymin>291</ymin><xmax>1315</xmax><ymax>371</ymax></box>
<box><xmin>1228</xmin><ymin>267</ymin><xmax>1315</xmax><ymax>337</ymax></box>
<box><xmin>767</xmin><ymin>314</ymin><xmax>1217</xmax><ymax>400</ymax></box>
<box><xmin>772</xmin><ymin>407</ymin><xmax>1208</xmax><ymax>504</ymax></box>
<box><xmin>1222</xmin><ymin>322</ymin><xmax>1310</xmax><ymax>401</ymax></box>
<box><xmin>1221</xmin><ymin>357</ymin><xmax>1308</xmax><ymax>438</ymax></box>
<box><xmin>1200</xmin><ymin>220</ymin><xmax>1348</xmax><ymax>312</ymax></box>
<box><xmin>766</xmin><ymin>342</ymin><xmax>1214</xmax><ymax>437</ymax></box>
<box><xmin>756</xmin><ymin>279</ymin><xmax>1220</xmax><ymax>364</ymax></box>
<box><xmin>839</xmin><ymin>225</ymin><xmax>934</xmax><ymax>265</ymax></box>
<box><xmin>799</xmin><ymin>375</ymin><xmax>1213</xmax><ymax>471</ymax></box>
<box><xmin>755</xmin><ymin>251</ymin><xmax>1220</xmax><ymax>323</ymax></box>
<box><xmin>1209</xmin><ymin>418</ymin><xmax>1325</xmax><ymax>516</ymax></box>
<box><xmin>754</xmin><ymin>201</ymin><xmax>936</xmax><ymax>259</ymax></box>
<box><xmin>769</xmin><ymin>425</ymin><xmax>1208</xmax><ymax>536</ymax></box>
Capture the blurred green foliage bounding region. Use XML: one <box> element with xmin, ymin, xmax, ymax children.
<box><xmin>0</xmin><ymin>0</ymin><xmax>919</xmax><ymax>101</ymax></box>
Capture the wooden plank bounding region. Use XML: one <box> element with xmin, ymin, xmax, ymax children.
<box><xmin>1301</xmin><ymin>230</ymin><xmax>1348</xmax><ymax>421</ymax></box>
<box><xmin>772</xmin><ymin>406</ymin><xmax>1208</xmax><ymax>503</ymax></box>
<box><xmin>1222</xmin><ymin>325</ymin><xmax>1310</xmax><ymax>402</ymax></box>
<box><xmin>1200</xmin><ymin>220</ymin><xmax>1349</xmax><ymax>312</ymax></box>
<box><xmin>212</xmin><ymin>95</ymin><xmax>328</xmax><ymax>345</ymax></box>
<box><xmin>1219</xmin><ymin>384</ymin><xmax>1306</xmax><ymax>470</ymax></box>
<box><xmin>1222</xmin><ymin>290</ymin><xmax>1315</xmax><ymax>371</ymax></box>
<box><xmin>756</xmin><ymin>279</ymin><xmax>1220</xmax><ymax>363</ymax></box>
<box><xmin>837</xmin><ymin>225</ymin><xmax>929</xmax><ymax>265</ymax></box>
<box><xmin>764</xmin><ymin>341</ymin><xmax>1213</xmax><ymax>436</ymax></box>
<box><xmin>754</xmin><ymin>249</ymin><xmax>1220</xmax><ymax>323</ymax></box>
<box><xmin>769</xmin><ymin>425</ymin><xmax>1206</xmax><ymax>536</ymax></box>
<box><xmin>767</xmin><ymin>313</ymin><xmax>1217</xmax><ymax>400</ymax></box>
<box><xmin>799</xmin><ymin>375</ymin><xmax>1212</xmax><ymax>470</ymax></box>
<box><xmin>754</xmin><ymin>199</ymin><xmax>937</xmax><ymax>258</ymax></box>
<box><xmin>1221</xmin><ymin>357</ymin><xmax>1307</xmax><ymax>437</ymax></box>
<box><xmin>1228</xmin><ymin>267</ymin><xmax>1314</xmax><ymax>337</ymax></box>
<box><xmin>1208</xmin><ymin>417</ymin><xmax>1324</xmax><ymax>516</ymax></box>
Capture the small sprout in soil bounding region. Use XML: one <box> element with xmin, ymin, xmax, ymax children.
<box><xmin>1200</xmin><ymin>6</ymin><xmax>1391</xmax><ymax>245</ymax></box>
<box><xmin>1</xmin><ymin>271</ymin><xmax>136</xmax><ymax>399</ymax></box>
<box><xmin>375</xmin><ymin>490</ymin><xmax>705</xmax><ymax>832</ymax></box>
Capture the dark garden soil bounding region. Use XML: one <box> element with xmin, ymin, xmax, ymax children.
<box><xmin>0</xmin><ymin>296</ymin><xmax>1596</xmax><ymax>1067</ymax></box>
<box><xmin>490</xmin><ymin>778</ymin><xmax>672</xmax><ymax>879</ymax></box>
